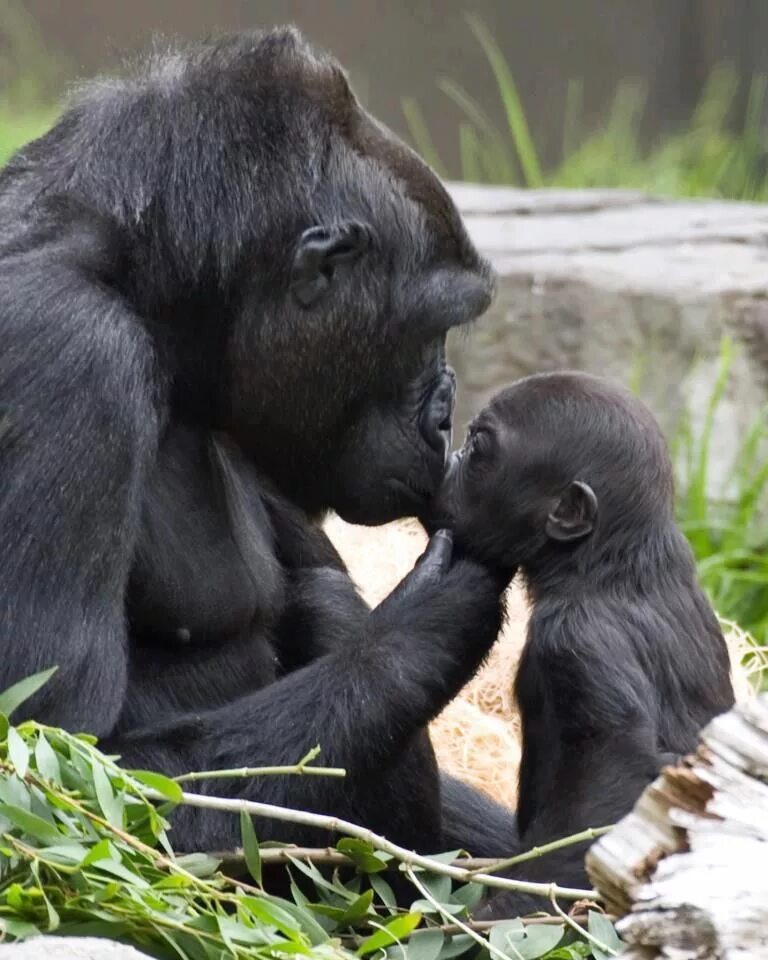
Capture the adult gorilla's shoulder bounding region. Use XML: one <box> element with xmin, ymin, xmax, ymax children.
<box><xmin>0</xmin><ymin>27</ymin><xmax>514</xmax><ymax>864</ymax></box>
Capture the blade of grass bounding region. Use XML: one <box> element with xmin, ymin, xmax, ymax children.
<box><xmin>465</xmin><ymin>12</ymin><xmax>543</xmax><ymax>187</ymax></box>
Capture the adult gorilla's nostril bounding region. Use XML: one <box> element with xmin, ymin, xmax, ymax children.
<box><xmin>421</xmin><ymin>368</ymin><xmax>456</xmax><ymax>454</ymax></box>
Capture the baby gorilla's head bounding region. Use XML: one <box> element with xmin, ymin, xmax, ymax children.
<box><xmin>424</xmin><ymin>371</ymin><xmax>675</xmax><ymax>580</ymax></box>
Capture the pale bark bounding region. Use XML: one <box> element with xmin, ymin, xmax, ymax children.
<box><xmin>586</xmin><ymin>695</ymin><xmax>768</xmax><ymax>959</ymax></box>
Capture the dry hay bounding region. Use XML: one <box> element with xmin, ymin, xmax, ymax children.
<box><xmin>323</xmin><ymin>515</ymin><xmax>758</xmax><ymax>811</ymax></box>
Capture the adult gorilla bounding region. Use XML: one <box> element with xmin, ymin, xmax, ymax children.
<box><xmin>0</xmin><ymin>28</ymin><xmax>514</xmax><ymax>856</ymax></box>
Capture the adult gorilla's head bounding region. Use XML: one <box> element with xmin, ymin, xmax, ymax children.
<box><xmin>33</xmin><ymin>28</ymin><xmax>494</xmax><ymax>525</ymax></box>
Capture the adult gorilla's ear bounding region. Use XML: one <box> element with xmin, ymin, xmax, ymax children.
<box><xmin>291</xmin><ymin>221</ymin><xmax>371</xmax><ymax>307</ymax></box>
<box><xmin>545</xmin><ymin>481</ymin><xmax>597</xmax><ymax>542</ymax></box>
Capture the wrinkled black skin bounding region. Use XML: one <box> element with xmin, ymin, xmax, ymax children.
<box><xmin>0</xmin><ymin>28</ymin><xmax>517</xmax><ymax>867</ymax></box>
<box><xmin>426</xmin><ymin>372</ymin><xmax>735</xmax><ymax>917</ymax></box>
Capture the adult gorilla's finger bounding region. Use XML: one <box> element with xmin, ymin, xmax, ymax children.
<box><xmin>415</xmin><ymin>528</ymin><xmax>453</xmax><ymax>573</ymax></box>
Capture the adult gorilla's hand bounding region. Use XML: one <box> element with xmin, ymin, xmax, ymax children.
<box><xmin>389</xmin><ymin>528</ymin><xmax>454</xmax><ymax>598</ymax></box>
<box><xmin>368</xmin><ymin>529</ymin><xmax>506</xmax><ymax>701</ymax></box>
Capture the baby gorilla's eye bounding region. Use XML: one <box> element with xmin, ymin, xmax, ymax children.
<box><xmin>468</xmin><ymin>426</ymin><xmax>494</xmax><ymax>461</ymax></box>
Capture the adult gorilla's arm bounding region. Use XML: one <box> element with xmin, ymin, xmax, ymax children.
<box><xmin>110</xmin><ymin>534</ymin><xmax>506</xmax><ymax>851</ymax></box>
<box><xmin>0</xmin><ymin>209</ymin><xmax>159</xmax><ymax>734</ymax></box>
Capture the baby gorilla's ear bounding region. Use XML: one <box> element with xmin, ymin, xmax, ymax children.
<box><xmin>545</xmin><ymin>480</ymin><xmax>597</xmax><ymax>542</ymax></box>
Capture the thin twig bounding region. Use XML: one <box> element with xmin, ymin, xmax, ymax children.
<box><xmin>469</xmin><ymin>825</ymin><xmax>614</xmax><ymax>877</ymax></box>
<box><xmin>416</xmin><ymin>915</ymin><xmax>610</xmax><ymax>936</ymax></box>
<box><xmin>212</xmin><ymin>846</ymin><xmax>519</xmax><ymax>870</ymax></box>
<box><xmin>148</xmin><ymin>788</ymin><xmax>597</xmax><ymax>902</ymax></box>
<box><xmin>174</xmin><ymin>743</ymin><xmax>345</xmax><ymax>782</ymax></box>
<box><xmin>175</xmin><ymin>764</ymin><xmax>347</xmax><ymax>783</ymax></box>
<box><xmin>405</xmin><ymin>865</ymin><xmax>523</xmax><ymax>960</ymax></box>
<box><xmin>548</xmin><ymin>890</ymin><xmax>617</xmax><ymax>957</ymax></box>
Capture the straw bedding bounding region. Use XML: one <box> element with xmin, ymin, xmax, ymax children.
<box><xmin>324</xmin><ymin>515</ymin><xmax>758</xmax><ymax>811</ymax></box>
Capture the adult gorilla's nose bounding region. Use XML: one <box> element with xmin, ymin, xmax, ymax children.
<box><xmin>421</xmin><ymin>367</ymin><xmax>456</xmax><ymax>458</ymax></box>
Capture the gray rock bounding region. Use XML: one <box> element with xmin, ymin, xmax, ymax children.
<box><xmin>0</xmin><ymin>938</ymin><xmax>152</xmax><ymax>959</ymax></box>
<box><xmin>448</xmin><ymin>184</ymin><xmax>768</xmax><ymax>493</ymax></box>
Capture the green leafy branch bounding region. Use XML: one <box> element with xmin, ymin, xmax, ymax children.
<box><xmin>0</xmin><ymin>669</ymin><xmax>620</xmax><ymax>960</ymax></box>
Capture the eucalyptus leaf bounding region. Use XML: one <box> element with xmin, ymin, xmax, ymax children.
<box><xmin>7</xmin><ymin>727</ymin><xmax>29</xmax><ymax>779</ymax></box>
<box><xmin>91</xmin><ymin>760</ymin><xmax>124</xmax><ymax>827</ymax></box>
<box><xmin>286</xmin><ymin>886</ymin><xmax>336</xmax><ymax>943</ymax></box>
<box><xmin>515</xmin><ymin>922</ymin><xmax>565</xmax><ymax>959</ymax></box>
<box><xmin>34</xmin><ymin>733</ymin><xmax>61</xmax><ymax>784</ymax></box>
<box><xmin>81</xmin><ymin>838</ymin><xmax>115</xmax><ymax>866</ymax></box>
<box><xmin>419</xmin><ymin>872</ymin><xmax>452</xmax><ymax>903</ymax></box>
<box><xmin>337</xmin><ymin>837</ymin><xmax>391</xmax><ymax>873</ymax></box>
<box><xmin>451</xmin><ymin>882</ymin><xmax>484</xmax><ymax>910</ymax></box>
<box><xmin>587</xmin><ymin>911</ymin><xmax>622</xmax><ymax>960</ymax></box>
<box><xmin>369</xmin><ymin>872</ymin><xmax>397</xmax><ymax>909</ymax></box>
<box><xmin>423</xmin><ymin>849</ymin><xmax>463</xmax><ymax>864</ymax></box>
<box><xmin>0</xmin><ymin>774</ymin><xmax>30</xmax><ymax>810</ymax></box>
<box><xmin>38</xmin><ymin>842</ymin><xmax>90</xmax><ymax>864</ymax></box>
<box><xmin>431</xmin><ymin>932</ymin><xmax>474</xmax><ymax>959</ymax></box>
<box><xmin>289</xmin><ymin>855</ymin><xmax>356</xmax><ymax>901</ymax></box>
<box><xmin>0</xmin><ymin>918</ymin><xmax>41</xmax><ymax>938</ymax></box>
<box><xmin>0</xmin><ymin>802</ymin><xmax>63</xmax><ymax>844</ymax></box>
<box><xmin>546</xmin><ymin>944</ymin><xmax>591</xmax><ymax>960</ymax></box>
<box><xmin>337</xmin><ymin>888</ymin><xmax>375</xmax><ymax>928</ymax></box>
<box><xmin>239</xmin><ymin>810</ymin><xmax>262</xmax><ymax>885</ymax></box>
<box><xmin>241</xmin><ymin>894</ymin><xmax>309</xmax><ymax>943</ymax></box>
<box><xmin>88</xmin><ymin>858</ymin><xmax>151</xmax><ymax>888</ymax></box>
<box><xmin>407</xmin><ymin>929</ymin><xmax>445</xmax><ymax>960</ymax></box>
<box><xmin>488</xmin><ymin>919</ymin><xmax>525</xmax><ymax>955</ymax></box>
<box><xmin>128</xmin><ymin>769</ymin><xmax>183</xmax><ymax>803</ymax></box>
<box><xmin>173</xmin><ymin>852</ymin><xmax>221</xmax><ymax>877</ymax></box>
<box><xmin>409</xmin><ymin>899</ymin><xmax>465</xmax><ymax>916</ymax></box>
<box><xmin>0</xmin><ymin>667</ymin><xmax>57</xmax><ymax>718</ymax></box>
<box><xmin>357</xmin><ymin>912</ymin><xmax>423</xmax><ymax>956</ymax></box>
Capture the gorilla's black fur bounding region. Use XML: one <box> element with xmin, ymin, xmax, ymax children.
<box><xmin>427</xmin><ymin>372</ymin><xmax>735</xmax><ymax>916</ymax></box>
<box><xmin>0</xmin><ymin>28</ymin><xmax>516</xmax><ymax>859</ymax></box>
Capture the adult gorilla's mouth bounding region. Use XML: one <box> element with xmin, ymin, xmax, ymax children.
<box><xmin>332</xmin><ymin>364</ymin><xmax>457</xmax><ymax>526</ymax></box>
<box><xmin>388</xmin><ymin>477</ymin><xmax>435</xmax><ymax>511</ymax></box>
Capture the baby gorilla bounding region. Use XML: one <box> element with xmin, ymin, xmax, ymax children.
<box><xmin>427</xmin><ymin>371</ymin><xmax>735</xmax><ymax>917</ymax></box>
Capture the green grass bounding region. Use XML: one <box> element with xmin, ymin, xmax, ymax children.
<box><xmin>0</xmin><ymin>108</ymin><xmax>54</xmax><ymax>167</ymax></box>
<box><xmin>404</xmin><ymin>13</ymin><xmax>768</xmax><ymax>201</ymax></box>
<box><xmin>672</xmin><ymin>339</ymin><xmax>768</xmax><ymax>670</ymax></box>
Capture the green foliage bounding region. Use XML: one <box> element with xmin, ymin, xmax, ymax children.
<box><xmin>0</xmin><ymin>671</ymin><xmax>614</xmax><ymax>959</ymax></box>
<box><xmin>0</xmin><ymin>0</ymin><xmax>61</xmax><ymax>166</ymax></box>
<box><xmin>404</xmin><ymin>14</ymin><xmax>768</xmax><ymax>201</ymax></box>
<box><xmin>0</xmin><ymin>107</ymin><xmax>54</xmax><ymax>168</ymax></box>
<box><xmin>672</xmin><ymin>339</ymin><xmax>768</xmax><ymax>676</ymax></box>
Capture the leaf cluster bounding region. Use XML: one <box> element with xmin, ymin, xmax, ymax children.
<box><xmin>0</xmin><ymin>672</ymin><xmax>621</xmax><ymax>960</ymax></box>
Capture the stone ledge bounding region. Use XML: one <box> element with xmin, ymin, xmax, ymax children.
<box><xmin>448</xmin><ymin>185</ymin><xmax>768</xmax><ymax>491</ymax></box>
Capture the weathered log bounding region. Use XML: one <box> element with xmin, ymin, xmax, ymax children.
<box><xmin>586</xmin><ymin>694</ymin><xmax>768</xmax><ymax>959</ymax></box>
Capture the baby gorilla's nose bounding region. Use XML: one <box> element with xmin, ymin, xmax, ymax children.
<box><xmin>421</xmin><ymin>367</ymin><xmax>456</xmax><ymax>458</ymax></box>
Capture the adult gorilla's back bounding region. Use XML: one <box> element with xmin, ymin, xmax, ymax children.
<box><xmin>0</xmin><ymin>28</ymin><xmax>514</xmax><ymax>856</ymax></box>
